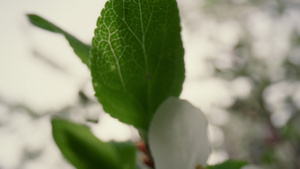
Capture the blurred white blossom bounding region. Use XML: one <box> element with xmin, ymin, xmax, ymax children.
<box><xmin>149</xmin><ymin>97</ymin><xmax>211</xmax><ymax>169</ymax></box>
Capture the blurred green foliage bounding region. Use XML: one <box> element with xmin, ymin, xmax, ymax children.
<box><xmin>193</xmin><ymin>0</ymin><xmax>300</xmax><ymax>168</ymax></box>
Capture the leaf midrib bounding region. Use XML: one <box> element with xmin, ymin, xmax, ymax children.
<box><xmin>111</xmin><ymin>0</ymin><xmax>155</xmax><ymax>118</ymax></box>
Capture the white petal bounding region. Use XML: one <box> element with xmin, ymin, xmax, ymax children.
<box><xmin>149</xmin><ymin>97</ymin><xmax>211</xmax><ymax>169</ymax></box>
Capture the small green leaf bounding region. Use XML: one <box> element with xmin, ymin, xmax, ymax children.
<box><xmin>51</xmin><ymin>118</ymin><xmax>121</xmax><ymax>169</ymax></box>
<box><xmin>27</xmin><ymin>14</ymin><xmax>92</xmax><ymax>68</ymax></box>
<box><xmin>207</xmin><ymin>160</ymin><xmax>248</xmax><ymax>169</ymax></box>
<box><xmin>110</xmin><ymin>142</ymin><xmax>137</xmax><ymax>169</ymax></box>
<box><xmin>92</xmin><ymin>0</ymin><xmax>185</xmax><ymax>131</ymax></box>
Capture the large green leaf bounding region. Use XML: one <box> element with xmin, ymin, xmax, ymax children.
<box><xmin>52</xmin><ymin>118</ymin><xmax>122</xmax><ymax>169</ymax></box>
<box><xmin>27</xmin><ymin>14</ymin><xmax>92</xmax><ymax>68</ymax></box>
<box><xmin>207</xmin><ymin>160</ymin><xmax>248</xmax><ymax>169</ymax></box>
<box><xmin>92</xmin><ymin>0</ymin><xmax>185</xmax><ymax>131</ymax></box>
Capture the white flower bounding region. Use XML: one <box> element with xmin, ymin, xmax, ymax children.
<box><xmin>149</xmin><ymin>97</ymin><xmax>211</xmax><ymax>169</ymax></box>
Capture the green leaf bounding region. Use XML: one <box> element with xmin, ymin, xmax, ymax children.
<box><xmin>27</xmin><ymin>14</ymin><xmax>92</xmax><ymax>68</ymax></box>
<box><xmin>92</xmin><ymin>0</ymin><xmax>185</xmax><ymax>131</ymax></box>
<box><xmin>51</xmin><ymin>118</ymin><xmax>121</xmax><ymax>169</ymax></box>
<box><xmin>110</xmin><ymin>142</ymin><xmax>137</xmax><ymax>169</ymax></box>
<box><xmin>207</xmin><ymin>160</ymin><xmax>248</xmax><ymax>169</ymax></box>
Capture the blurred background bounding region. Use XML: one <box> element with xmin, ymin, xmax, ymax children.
<box><xmin>1</xmin><ymin>0</ymin><xmax>300</xmax><ymax>169</ymax></box>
